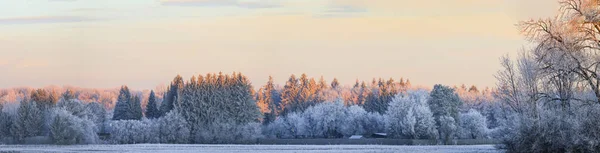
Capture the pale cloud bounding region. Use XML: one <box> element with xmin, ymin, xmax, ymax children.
<box><xmin>160</xmin><ymin>0</ymin><xmax>280</xmax><ymax>9</ymax></box>
<box><xmin>0</xmin><ymin>16</ymin><xmax>92</xmax><ymax>25</ymax></box>
<box><xmin>324</xmin><ymin>5</ymin><xmax>367</xmax><ymax>13</ymax></box>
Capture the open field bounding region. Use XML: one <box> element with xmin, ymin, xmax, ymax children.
<box><xmin>0</xmin><ymin>144</ymin><xmax>502</xmax><ymax>153</ymax></box>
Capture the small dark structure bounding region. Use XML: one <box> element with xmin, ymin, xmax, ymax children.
<box><xmin>371</xmin><ymin>133</ymin><xmax>387</xmax><ymax>138</ymax></box>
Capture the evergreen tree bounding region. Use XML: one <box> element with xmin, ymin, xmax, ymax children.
<box><xmin>160</xmin><ymin>75</ymin><xmax>184</xmax><ymax>116</ymax></box>
<box><xmin>331</xmin><ymin>78</ymin><xmax>340</xmax><ymax>89</ymax></box>
<box><xmin>131</xmin><ymin>95</ymin><xmax>142</xmax><ymax>120</ymax></box>
<box><xmin>257</xmin><ymin>76</ymin><xmax>278</xmax><ymax>124</ymax></box>
<box><xmin>62</xmin><ymin>89</ymin><xmax>76</xmax><ymax>100</ymax></box>
<box><xmin>280</xmin><ymin>74</ymin><xmax>300</xmax><ymax>115</ymax></box>
<box><xmin>112</xmin><ymin>86</ymin><xmax>132</xmax><ymax>120</ymax></box>
<box><xmin>145</xmin><ymin>90</ymin><xmax>161</xmax><ymax>119</ymax></box>
<box><xmin>177</xmin><ymin>72</ymin><xmax>260</xmax><ymax>143</ymax></box>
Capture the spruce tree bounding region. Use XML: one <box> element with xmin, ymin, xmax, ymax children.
<box><xmin>160</xmin><ymin>75</ymin><xmax>184</xmax><ymax>116</ymax></box>
<box><xmin>112</xmin><ymin>86</ymin><xmax>132</xmax><ymax>120</ymax></box>
<box><xmin>280</xmin><ymin>74</ymin><xmax>300</xmax><ymax>115</ymax></box>
<box><xmin>145</xmin><ymin>90</ymin><xmax>160</xmax><ymax>119</ymax></box>
<box><xmin>131</xmin><ymin>95</ymin><xmax>142</xmax><ymax>120</ymax></box>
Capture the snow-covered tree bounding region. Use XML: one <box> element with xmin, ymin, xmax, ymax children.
<box><xmin>0</xmin><ymin>103</ymin><xmax>13</xmax><ymax>139</ymax></box>
<box><xmin>438</xmin><ymin>116</ymin><xmax>457</xmax><ymax>145</ymax></box>
<box><xmin>84</xmin><ymin>102</ymin><xmax>107</xmax><ymax>133</ymax></box>
<box><xmin>257</xmin><ymin>76</ymin><xmax>278</xmax><ymax>124</ymax></box>
<box><xmin>266</xmin><ymin>112</ymin><xmax>307</xmax><ymax>139</ymax></box>
<box><xmin>428</xmin><ymin>84</ymin><xmax>461</xmax><ymax>141</ymax></box>
<box><xmin>158</xmin><ymin>110</ymin><xmax>189</xmax><ymax>143</ymax></box>
<box><xmin>331</xmin><ymin>78</ymin><xmax>340</xmax><ymax>90</ymax></box>
<box><xmin>61</xmin><ymin>89</ymin><xmax>76</xmax><ymax>101</ymax></box>
<box><xmin>160</xmin><ymin>75</ymin><xmax>184</xmax><ymax>116</ymax></box>
<box><xmin>112</xmin><ymin>86</ymin><xmax>132</xmax><ymax>120</ymax></box>
<box><xmin>49</xmin><ymin>108</ymin><xmax>98</xmax><ymax>144</ymax></box>
<box><xmin>146</xmin><ymin>90</ymin><xmax>161</xmax><ymax>119</ymax></box>
<box><xmin>303</xmin><ymin>99</ymin><xmax>346</xmax><ymax>138</ymax></box>
<box><xmin>130</xmin><ymin>95</ymin><xmax>142</xmax><ymax>120</ymax></box>
<box><xmin>11</xmin><ymin>99</ymin><xmax>43</xmax><ymax>141</ymax></box>
<box><xmin>177</xmin><ymin>72</ymin><xmax>261</xmax><ymax>143</ymax></box>
<box><xmin>385</xmin><ymin>90</ymin><xmax>437</xmax><ymax>139</ymax></box>
<box><xmin>458</xmin><ymin>109</ymin><xmax>488</xmax><ymax>139</ymax></box>
<box><xmin>341</xmin><ymin>105</ymin><xmax>368</xmax><ymax>136</ymax></box>
<box><xmin>56</xmin><ymin>98</ymin><xmax>86</xmax><ymax>118</ymax></box>
<box><xmin>108</xmin><ymin>119</ymin><xmax>158</xmax><ymax>144</ymax></box>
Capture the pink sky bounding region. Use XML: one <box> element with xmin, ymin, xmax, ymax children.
<box><xmin>0</xmin><ymin>0</ymin><xmax>559</xmax><ymax>89</ymax></box>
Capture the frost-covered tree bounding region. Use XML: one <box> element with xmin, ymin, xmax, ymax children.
<box><xmin>177</xmin><ymin>72</ymin><xmax>261</xmax><ymax>143</ymax></box>
<box><xmin>130</xmin><ymin>95</ymin><xmax>142</xmax><ymax>120</ymax></box>
<box><xmin>364</xmin><ymin>78</ymin><xmax>398</xmax><ymax>114</ymax></box>
<box><xmin>11</xmin><ymin>99</ymin><xmax>44</xmax><ymax>141</ymax></box>
<box><xmin>280</xmin><ymin>74</ymin><xmax>300</xmax><ymax>115</ymax></box>
<box><xmin>385</xmin><ymin>90</ymin><xmax>437</xmax><ymax>139</ymax></box>
<box><xmin>0</xmin><ymin>103</ymin><xmax>13</xmax><ymax>139</ymax></box>
<box><xmin>303</xmin><ymin>99</ymin><xmax>346</xmax><ymax>138</ymax></box>
<box><xmin>61</xmin><ymin>89</ymin><xmax>76</xmax><ymax>101</ymax></box>
<box><xmin>30</xmin><ymin>89</ymin><xmax>59</xmax><ymax>111</ymax></box>
<box><xmin>331</xmin><ymin>78</ymin><xmax>340</xmax><ymax>90</ymax></box>
<box><xmin>458</xmin><ymin>109</ymin><xmax>488</xmax><ymax>139</ymax></box>
<box><xmin>341</xmin><ymin>105</ymin><xmax>368</xmax><ymax>136</ymax></box>
<box><xmin>56</xmin><ymin>98</ymin><xmax>86</xmax><ymax>118</ymax></box>
<box><xmin>112</xmin><ymin>86</ymin><xmax>132</xmax><ymax>120</ymax></box>
<box><xmin>438</xmin><ymin>116</ymin><xmax>457</xmax><ymax>145</ymax></box>
<box><xmin>158</xmin><ymin>110</ymin><xmax>189</xmax><ymax>143</ymax></box>
<box><xmin>428</xmin><ymin>84</ymin><xmax>462</xmax><ymax>141</ymax></box>
<box><xmin>160</xmin><ymin>75</ymin><xmax>184</xmax><ymax>116</ymax></box>
<box><xmin>84</xmin><ymin>102</ymin><xmax>107</xmax><ymax>133</ymax></box>
<box><xmin>340</xmin><ymin>105</ymin><xmax>385</xmax><ymax>137</ymax></box>
<box><xmin>108</xmin><ymin>119</ymin><xmax>158</xmax><ymax>144</ymax></box>
<box><xmin>266</xmin><ymin>112</ymin><xmax>307</xmax><ymax>139</ymax></box>
<box><xmin>256</xmin><ymin>76</ymin><xmax>278</xmax><ymax>124</ymax></box>
<box><xmin>145</xmin><ymin>90</ymin><xmax>160</xmax><ymax>119</ymax></box>
<box><xmin>49</xmin><ymin>108</ymin><xmax>98</xmax><ymax>145</ymax></box>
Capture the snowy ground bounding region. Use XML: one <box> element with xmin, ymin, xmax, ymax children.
<box><xmin>0</xmin><ymin>144</ymin><xmax>502</xmax><ymax>153</ymax></box>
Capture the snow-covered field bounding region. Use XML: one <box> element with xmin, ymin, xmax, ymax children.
<box><xmin>0</xmin><ymin>144</ymin><xmax>502</xmax><ymax>153</ymax></box>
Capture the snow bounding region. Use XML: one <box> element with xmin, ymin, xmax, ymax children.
<box><xmin>0</xmin><ymin>144</ymin><xmax>502</xmax><ymax>153</ymax></box>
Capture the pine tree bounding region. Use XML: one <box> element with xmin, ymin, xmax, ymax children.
<box><xmin>160</xmin><ymin>75</ymin><xmax>184</xmax><ymax>116</ymax></box>
<box><xmin>145</xmin><ymin>90</ymin><xmax>160</xmax><ymax>119</ymax></box>
<box><xmin>112</xmin><ymin>86</ymin><xmax>132</xmax><ymax>120</ymax></box>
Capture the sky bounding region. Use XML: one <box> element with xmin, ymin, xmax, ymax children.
<box><xmin>0</xmin><ymin>0</ymin><xmax>559</xmax><ymax>89</ymax></box>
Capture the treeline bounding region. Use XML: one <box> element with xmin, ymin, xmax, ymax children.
<box><xmin>0</xmin><ymin>72</ymin><xmax>500</xmax><ymax>145</ymax></box>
